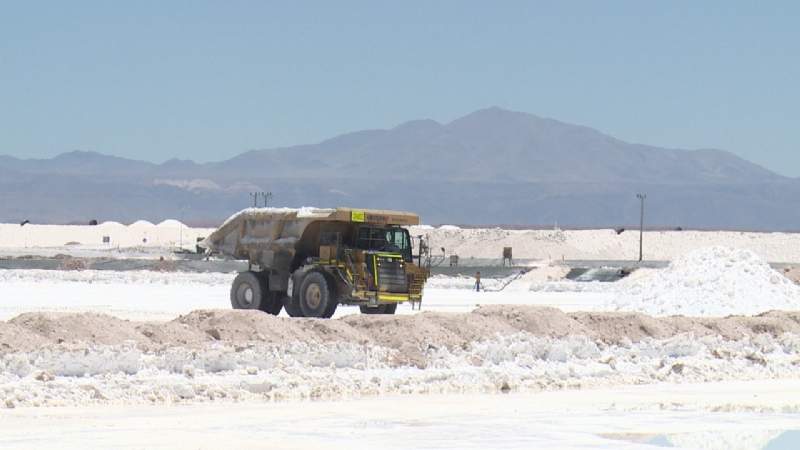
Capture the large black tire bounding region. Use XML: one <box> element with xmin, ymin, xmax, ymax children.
<box><xmin>359</xmin><ymin>304</ymin><xmax>398</xmax><ymax>315</ymax></box>
<box><xmin>253</xmin><ymin>272</ymin><xmax>283</xmax><ymax>316</ymax></box>
<box><xmin>260</xmin><ymin>292</ymin><xmax>284</xmax><ymax>315</ymax></box>
<box><xmin>283</xmin><ymin>280</ymin><xmax>305</xmax><ymax>318</ymax></box>
<box><xmin>298</xmin><ymin>271</ymin><xmax>337</xmax><ymax>318</ymax></box>
<box><xmin>230</xmin><ymin>271</ymin><xmax>265</xmax><ymax>310</ymax></box>
<box><xmin>322</xmin><ymin>291</ymin><xmax>339</xmax><ymax>319</ymax></box>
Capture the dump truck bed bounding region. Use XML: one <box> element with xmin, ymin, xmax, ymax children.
<box><xmin>202</xmin><ymin>207</ymin><xmax>420</xmax><ymax>264</ymax></box>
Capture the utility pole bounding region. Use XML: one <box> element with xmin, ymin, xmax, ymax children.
<box><xmin>179</xmin><ymin>206</ymin><xmax>187</xmax><ymax>250</ymax></box>
<box><xmin>636</xmin><ymin>193</ymin><xmax>646</xmax><ymax>262</ymax></box>
<box><xmin>250</xmin><ymin>192</ymin><xmax>273</xmax><ymax>207</ymax></box>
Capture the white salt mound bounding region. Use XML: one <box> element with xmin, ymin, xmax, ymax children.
<box><xmin>156</xmin><ymin>219</ymin><xmax>185</xmax><ymax>228</ymax></box>
<box><xmin>129</xmin><ymin>220</ymin><xmax>155</xmax><ymax>227</ymax></box>
<box><xmin>610</xmin><ymin>247</ymin><xmax>800</xmax><ymax>317</ymax></box>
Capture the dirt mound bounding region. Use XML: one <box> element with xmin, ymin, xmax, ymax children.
<box><xmin>9</xmin><ymin>312</ymin><xmax>148</xmax><ymax>346</ymax></box>
<box><xmin>781</xmin><ymin>267</ymin><xmax>800</xmax><ymax>284</ymax></box>
<box><xmin>174</xmin><ymin>310</ymin><xmax>371</xmax><ymax>345</ymax></box>
<box><xmin>174</xmin><ymin>310</ymin><xmax>294</xmax><ymax>343</ymax></box>
<box><xmin>0</xmin><ymin>322</ymin><xmax>50</xmax><ymax>352</ymax></box>
<box><xmin>569</xmin><ymin>312</ymin><xmax>684</xmax><ymax>343</ymax></box>
<box><xmin>4</xmin><ymin>307</ymin><xmax>800</xmax><ymax>357</ymax></box>
<box><xmin>342</xmin><ymin>313</ymin><xmax>489</xmax><ymax>367</ymax></box>
<box><xmin>134</xmin><ymin>322</ymin><xmax>209</xmax><ymax>348</ymax></box>
<box><xmin>477</xmin><ymin>306</ymin><xmax>587</xmax><ymax>338</ymax></box>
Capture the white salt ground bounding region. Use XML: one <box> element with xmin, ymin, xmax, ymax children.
<box><xmin>4</xmin><ymin>381</ymin><xmax>800</xmax><ymax>450</ymax></box>
<box><xmin>3</xmin><ymin>246</ymin><xmax>799</xmax><ymax>320</ymax></box>
<box><xmin>3</xmin><ymin>227</ymin><xmax>800</xmax><ymax>448</ymax></box>
<box><xmin>425</xmin><ymin>274</ymin><xmax>506</xmax><ymax>291</ymax></box>
<box><xmin>0</xmin><ymin>269</ymin><xmax>233</xmax><ymax>286</ymax></box>
<box><xmin>2</xmin><ymin>331</ymin><xmax>799</xmax><ymax>409</ymax></box>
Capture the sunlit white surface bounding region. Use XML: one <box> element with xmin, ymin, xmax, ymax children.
<box><xmin>2</xmin><ymin>380</ymin><xmax>799</xmax><ymax>449</ymax></box>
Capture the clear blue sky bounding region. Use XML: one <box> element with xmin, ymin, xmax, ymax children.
<box><xmin>2</xmin><ymin>1</ymin><xmax>799</xmax><ymax>175</ymax></box>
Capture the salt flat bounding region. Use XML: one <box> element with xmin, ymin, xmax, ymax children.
<box><xmin>2</xmin><ymin>380</ymin><xmax>799</xmax><ymax>449</ymax></box>
<box><xmin>0</xmin><ymin>269</ymin><xmax>612</xmax><ymax>320</ymax></box>
<box><xmin>2</xmin><ymin>226</ymin><xmax>800</xmax><ymax>449</ymax></box>
<box><xmin>3</xmin><ymin>246</ymin><xmax>795</xmax><ymax>321</ymax></box>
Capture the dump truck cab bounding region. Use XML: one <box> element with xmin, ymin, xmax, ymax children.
<box><xmin>202</xmin><ymin>207</ymin><xmax>429</xmax><ymax>318</ymax></box>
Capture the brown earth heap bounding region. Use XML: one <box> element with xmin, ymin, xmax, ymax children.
<box><xmin>2</xmin><ymin>306</ymin><xmax>800</xmax><ymax>357</ymax></box>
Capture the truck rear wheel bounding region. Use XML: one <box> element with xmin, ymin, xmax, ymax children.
<box><xmin>252</xmin><ymin>272</ymin><xmax>283</xmax><ymax>316</ymax></box>
<box><xmin>359</xmin><ymin>304</ymin><xmax>398</xmax><ymax>315</ymax></box>
<box><xmin>230</xmin><ymin>271</ymin><xmax>265</xmax><ymax>310</ymax></box>
<box><xmin>298</xmin><ymin>271</ymin><xmax>337</xmax><ymax>318</ymax></box>
<box><xmin>260</xmin><ymin>292</ymin><xmax>284</xmax><ymax>315</ymax></box>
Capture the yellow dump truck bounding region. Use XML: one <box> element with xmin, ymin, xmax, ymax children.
<box><xmin>202</xmin><ymin>207</ymin><xmax>429</xmax><ymax>318</ymax></box>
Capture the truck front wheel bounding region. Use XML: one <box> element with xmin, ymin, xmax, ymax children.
<box><xmin>230</xmin><ymin>271</ymin><xmax>265</xmax><ymax>310</ymax></box>
<box><xmin>298</xmin><ymin>272</ymin><xmax>337</xmax><ymax>318</ymax></box>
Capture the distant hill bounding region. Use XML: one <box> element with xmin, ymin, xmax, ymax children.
<box><xmin>1</xmin><ymin>107</ymin><xmax>799</xmax><ymax>230</ymax></box>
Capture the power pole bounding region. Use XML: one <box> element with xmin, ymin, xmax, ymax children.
<box><xmin>636</xmin><ymin>193</ymin><xmax>646</xmax><ymax>262</ymax></box>
<box><xmin>250</xmin><ymin>192</ymin><xmax>273</xmax><ymax>207</ymax></box>
<box><xmin>179</xmin><ymin>206</ymin><xmax>187</xmax><ymax>250</ymax></box>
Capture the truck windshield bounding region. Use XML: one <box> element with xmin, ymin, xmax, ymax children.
<box><xmin>384</xmin><ymin>228</ymin><xmax>412</xmax><ymax>262</ymax></box>
<box><xmin>356</xmin><ymin>227</ymin><xmax>413</xmax><ymax>262</ymax></box>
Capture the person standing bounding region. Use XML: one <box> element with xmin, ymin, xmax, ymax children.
<box><xmin>475</xmin><ymin>271</ymin><xmax>482</xmax><ymax>292</ymax></box>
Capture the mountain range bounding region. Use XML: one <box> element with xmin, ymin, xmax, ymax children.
<box><xmin>2</xmin><ymin>107</ymin><xmax>799</xmax><ymax>230</ymax></box>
